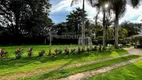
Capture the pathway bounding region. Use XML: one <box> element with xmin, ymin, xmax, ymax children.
<box><xmin>59</xmin><ymin>47</ymin><xmax>142</xmax><ymax>80</ymax></box>
<box><xmin>124</xmin><ymin>47</ymin><xmax>142</xmax><ymax>55</ymax></box>
<box><xmin>59</xmin><ymin>57</ymin><xmax>142</xmax><ymax>80</ymax></box>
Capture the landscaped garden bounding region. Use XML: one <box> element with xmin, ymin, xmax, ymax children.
<box><xmin>0</xmin><ymin>0</ymin><xmax>142</xmax><ymax>80</ymax></box>
<box><xmin>0</xmin><ymin>45</ymin><xmax>134</xmax><ymax>80</ymax></box>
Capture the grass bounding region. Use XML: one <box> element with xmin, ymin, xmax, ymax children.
<box><xmin>0</xmin><ymin>45</ymin><xmax>128</xmax><ymax>76</ymax></box>
<box><xmin>19</xmin><ymin>55</ymin><xmax>140</xmax><ymax>80</ymax></box>
<box><xmin>88</xmin><ymin>59</ymin><xmax>142</xmax><ymax>80</ymax></box>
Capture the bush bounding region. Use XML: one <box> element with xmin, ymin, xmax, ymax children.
<box><xmin>93</xmin><ymin>46</ymin><xmax>97</xmax><ymax>51</ymax></box>
<box><xmin>27</xmin><ymin>48</ymin><xmax>33</xmax><ymax>57</ymax></box>
<box><xmin>54</xmin><ymin>49</ymin><xmax>62</xmax><ymax>55</ymax></box>
<box><xmin>14</xmin><ymin>48</ymin><xmax>23</xmax><ymax>59</ymax></box>
<box><xmin>78</xmin><ymin>47</ymin><xmax>81</xmax><ymax>53</ymax></box>
<box><xmin>99</xmin><ymin>45</ymin><xmax>102</xmax><ymax>51</ymax></box>
<box><xmin>39</xmin><ymin>50</ymin><xmax>46</xmax><ymax>57</ymax></box>
<box><xmin>71</xmin><ymin>49</ymin><xmax>76</xmax><ymax>54</ymax></box>
<box><xmin>87</xmin><ymin>47</ymin><xmax>90</xmax><ymax>53</ymax></box>
<box><xmin>0</xmin><ymin>49</ymin><xmax>8</xmax><ymax>58</ymax></box>
<box><xmin>82</xmin><ymin>48</ymin><xmax>85</xmax><ymax>52</ymax></box>
<box><xmin>48</xmin><ymin>49</ymin><xmax>52</xmax><ymax>56</ymax></box>
<box><xmin>64</xmin><ymin>48</ymin><xmax>69</xmax><ymax>55</ymax></box>
<box><xmin>58</xmin><ymin>49</ymin><xmax>62</xmax><ymax>55</ymax></box>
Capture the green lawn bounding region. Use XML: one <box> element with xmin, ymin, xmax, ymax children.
<box><xmin>0</xmin><ymin>45</ymin><xmax>128</xmax><ymax>76</ymax></box>
<box><xmin>88</xmin><ymin>58</ymin><xmax>142</xmax><ymax>80</ymax></box>
<box><xmin>19</xmin><ymin>55</ymin><xmax>140</xmax><ymax>80</ymax></box>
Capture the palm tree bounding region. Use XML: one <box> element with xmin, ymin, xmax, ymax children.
<box><xmin>90</xmin><ymin>0</ymin><xmax>110</xmax><ymax>48</ymax></box>
<box><xmin>111</xmin><ymin>0</ymin><xmax>141</xmax><ymax>48</ymax></box>
<box><xmin>90</xmin><ymin>0</ymin><xmax>141</xmax><ymax>48</ymax></box>
<box><xmin>72</xmin><ymin>0</ymin><xmax>141</xmax><ymax>49</ymax></box>
<box><xmin>111</xmin><ymin>0</ymin><xmax>126</xmax><ymax>48</ymax></box>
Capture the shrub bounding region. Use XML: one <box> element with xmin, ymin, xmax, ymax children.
<box><xmin>78</xmin><ymin>47</ymin><xmax>81</xmax><ymax>53</ymax></box>
<box><xmin>87</xmin><ymin>47</ymin><xmax>90</xmax><ymax>53</ymax></box>
<box><xmin>0</xmin><ymin>49</ymin><xmax>8</xmax><ymax>58</ymax></box>
<box><xmin>82</xmin><ymin>48</ymin><xmax>85</xmax><ymax>52</ymax></box>
<box><xmin>27</xmin><ymin>48</ymin><xmax>33</xmax><ymax>57</ymax></box>
<box><xmin>54</xmin><ymin>49</ymin><xmax>62</xmax><ymax>55</ymax></box>
<box><xmin>64</xmin><ymin>48</ymin><xmax>69</xmax><ymax>55</ymax></box>
<box><xmin>99</xmin><ymin>45</ymin><xmax>102</xmax><ymax>51</ymax></box>
<box><xmin>71</xmin><ymin>49</ymin><xmax>76</xmax><ymax>54</ymax></box>
<box><xmin>58</xmin><ymin>49</ymin><xmax>62</xmax><ymax>55</ymax></box>
<box><xmin>51</xmin><ymin>54</ymin><xmax>56</xmax><ymax>58</ymax></box>
<box><xmin>93</xmin><ymin>46</ymin><xmax>97</xmax><ymax>51</ymax></box>
<box><xmin>102</xmin><ymin>47</ymin><xmax>106</xmax><ymax>51</ymax></box>
<box><xmin>54</xmin><ymin>49</ymin><xmax>58</xmax><ymax>55</ymax></box>
<box><xmin>108</xmin><ymin>47</ymin><xmax>111</xmax><ymax>52</ymax></box>
<box><xmin>14</xmin><ymin>48</ymin><xmax>23</xmax><ymax>59</ymax></box>
<box><xmin>39</xmin><ymin>50</ymin><xmax>46</xmax><ymax>57</ymax></box>
<box><xmin>48</xmin><ymin>49</ymin><xmax>52</xmax><ymax>56</ymax></box>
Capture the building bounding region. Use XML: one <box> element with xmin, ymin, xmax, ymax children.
<box><xmin>132</xmin><ymin>34</ymin><xmax>142</xmax><ymax>48</ymax></box>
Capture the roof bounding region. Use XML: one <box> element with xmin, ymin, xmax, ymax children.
<box><xmin>132</xmin><ymin>34</ymin><xmax>142</xmax><ymax>38</ymax></box>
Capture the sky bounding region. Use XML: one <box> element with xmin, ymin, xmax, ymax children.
<box><xmin>49</xmin><ymin>0</ymin><xmax>142</xmax><ymax>24</ymax></box>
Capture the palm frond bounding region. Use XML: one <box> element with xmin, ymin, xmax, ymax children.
<box><xmin>131</xmin><ymin>0</ymin><xmax>142</xmax><ymax>8</ymax></box>
<box><xmin>70</xmin><ymin>0</ymin><xmax>80</xmax><ymax>6</ymax></box>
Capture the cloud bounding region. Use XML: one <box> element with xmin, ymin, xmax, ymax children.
<box><xmin>137</xmin><ymin>15</ymin><xmax>142</xmax><ymax>23</ymax></box>
<box><xmin>51</xmin><ymin>0</ymin><xmax>73</xmax><ymax>13</ymax></box>
<box><xmin>120</xmin><ymin>4</ymin><xmax>142</xmax><ymax>23</ymax></box>
<box><xmin>50</xmin><ymin>0</ymin><xmax>97</xmax><ymax>23</ymax></box>
<box><xmin>50</xmin><ymin>0</ymin><xmax>142</xmax><ymax>24</ymax></box>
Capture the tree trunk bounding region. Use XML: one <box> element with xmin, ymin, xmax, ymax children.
<box><xmin>103</xmin><ymin>10</ymin><xmax>106</xmax><ymax>48</ymax></box>
<box><xmin>95</xmin><ymin>11</ymin><xmax>100</xmax><ymax>25</ymax></box>
<box><xmin>114</xmin><ymin>15</ymin><xmax>119</xmax><ymax>48</ymax></box>
<box><xmin>82</xmin><ymin>0</ymin><xmax>85</xmax><ymax>49</ymax></box>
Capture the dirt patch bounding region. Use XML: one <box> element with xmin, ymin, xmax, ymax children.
<box><xmin>59</xmin><ymin>57</ymin><xmax>142</xmax><ymax>80</ymax></box>
<box><xmin>124</xmin><ymin>47</ymin><xmax>142</xmax><ymax>55</ymax></box>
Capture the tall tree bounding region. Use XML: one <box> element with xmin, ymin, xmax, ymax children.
<box><xmin>121</xmin><ymin>21</ymin><xmax>142</xmax><ymax>37</ymax></box>
<box><xmin>90</xmin><ymin>0</ymin><xmax>111</xmax><ymax>48</ymax></box>
<box><xmin>66</xmin><ymin>8</ymin><xmax>87</xmax><ymax>35</ymax></box>
<box><xmin>0</xmin><ymin>0</ymin><xmax>52</xmax><ymax>37</ymax></box>
<box><xmin>111</xmin><ymin>0</ymin><xmax>141</xmax><ymax>48</ymax></box>
<box><xmin>90</xmin><ymin>0</ymin><xmax>141</xmax><ymax>48</ymax></box>
<box><xmin>71</xmin><ymin>0</ymin><xmax>87</xmax><ymax>49</ymax></box>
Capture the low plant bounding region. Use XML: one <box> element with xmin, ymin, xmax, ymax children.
<box><xmin>14</xmin><ymin>48</ymin><xmax>23</xmax><ymax>59</ymax></box>
<box><xmin>54</xmin><ymin>49</ymin><xmax>58</xmax><ymax>55</ymax></box>
<box><xmin>82</xmin><ymin>48</ymin><xmax>85</xmax><ymax>52</ymax></box>
<box><xmin>99</xmin><ymin>45</ymin><xmax>102</xmax><ymax>51</ymax></box>
<box><xmin>102</xmin><ymin>47</ymin><xmax>106</xmax><ymax>51</ymax></box>
<box><xmin>71</xmin><ymin>49</ymin><xmax>76</xmax><ymax>54</ymax></box>
<box><xmin>87</xmin><ymin>47</ymin><xmax>90</xmax><ymax>53</ymax></box>
<box><xmin>78</xmin><ymin>47</ymin><xmax>81</xmax><ymax>53</ymax></box>
<box><xmin>64</xmin><ymin>48</ymin><xmax>69</xmax><ymax>55</ymax></box>
<box><xmin>54</xmin><ymin>49</ymin><xmax>62</xmax><ymax>55</ymax></box>
<box><xmin>58</xmin><ymin>49</ymin><xmax>62</xmax><ymax>55</ymax></box>
<box><xmin>93</xmin><ymin>46</ymin><xmax>97</xmax><ymax>51</ymax></box>
<box><xmin>39</xmin><ymin>50</ymin><xmax>46</xmax><ymax>57</ymax></box>
<box><xmin>48</xmin><ymin>49</ymin><xmax>52</xmax><ymax>56</ymax></box>
<box><xmin>0</xmin><ymin>49</ymin><xmax>8</xmax><ymax>58</ymax></box>
<box><xmin>27</xmin><ymin>48</ymin><xmax>33</xmax><ymax>57</ymax></box>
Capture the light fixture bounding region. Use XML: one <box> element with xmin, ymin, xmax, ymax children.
<box><xmin>104</xmin><ymin>3</ymin><xmax>109</xmax><ymax>9</ymax></box>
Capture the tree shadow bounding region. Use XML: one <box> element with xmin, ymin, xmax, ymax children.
<box><xmin>0</xmin><ymin>52</ymin><xmax>91</xmax><ymax>70</ymax></box>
